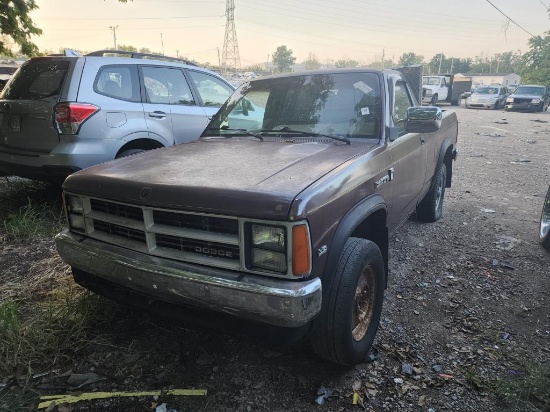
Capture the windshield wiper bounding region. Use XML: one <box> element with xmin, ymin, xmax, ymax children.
<box><xmin>209</xmin><ymin>126</ymin><xmax>264</xmax><ymax>141</ymax></box>
<box><xmin>272</xmin><ymin>127</ymin><xmax>351</xmax><ymax>145</ymax></box>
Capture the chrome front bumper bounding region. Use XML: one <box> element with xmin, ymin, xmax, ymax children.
<box><xmin>55</xmin><ymin>230</ymin><xmax>322</xmax><ymax>328</ymax></box>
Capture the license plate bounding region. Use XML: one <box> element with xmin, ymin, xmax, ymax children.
<box><xmin>8</xmin><ymin>116</ymin><xmax>21</xmax><ymax>132</ymax></box>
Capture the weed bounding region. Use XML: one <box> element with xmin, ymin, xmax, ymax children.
<box><xmin>0</xmin><ymin>178</ymin><xmax>64</xmax><ymax>243</ymax></box>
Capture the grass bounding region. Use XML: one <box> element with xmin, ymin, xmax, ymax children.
<box><xmin>464</xmin><ymin>358</ymin><xmax>550</xmax><ymax>411</ymax></box>
<box><xmin>0</xmin><ymin>177</ymin><xmax>64</xmax><ymax>243</ymax></box>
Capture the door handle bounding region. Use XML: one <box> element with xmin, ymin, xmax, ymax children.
<box><xmin>148</xmin><ymin>111</ymin><xmax>166</xmax><ymax>119</ymax></box>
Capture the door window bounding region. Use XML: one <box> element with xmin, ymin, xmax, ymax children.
<box><xmin>142</xmin><ymin>67</ymin><xmax>171</xmax><ymax>104</ymax></box>
<box><xmin>166</xmin><ymin>68</ymin><xmax>195</xmax><ymax>105</ymax></box>
<box><xmin>187</xmin><ymin>71</ymin><xmax>233</xmax><ymax>107</ymax></box>
<box><xmin>393</xmin><ymin>81</ymin><xmax>413</xmax><ymax>135</ymax></box>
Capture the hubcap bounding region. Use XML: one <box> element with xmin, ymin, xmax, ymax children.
<box><xmin>352</xmin><ymin>265</ymin><xmax>376</xmax><ymax>342</ymax></box>
<box><xmin>541</xmin><ymin>189</ymin><xmax>550</xmax><ymax>240</ymax></box>
<box><xmin>435</xmin><ymin>170</ymin><xmax>445</xmax><ymax>211</ymax></box>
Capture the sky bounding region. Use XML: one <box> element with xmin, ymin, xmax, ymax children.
<box><xmin>28</xmin><ymin>0</ymin><xmax>550</xmax><ymax>67</ymax></box>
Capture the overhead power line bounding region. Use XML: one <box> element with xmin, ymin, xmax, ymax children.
<box><xmin>485</xmin><ymin>0</ymin><xmax>535</xmax><ymax>37</ymax></box>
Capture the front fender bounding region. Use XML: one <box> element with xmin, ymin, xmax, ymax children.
<box><xmin>321</xmin><ymin>194</ymin><xmax>387</xmax><ymax>285</ymax></box>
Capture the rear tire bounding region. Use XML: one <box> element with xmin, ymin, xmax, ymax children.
<box><xmin>311</xmin><ymin>238</ymin><xmax>385</xmax><ymax>366</ymax></box>
<box><xmin>451</xmin><ymin>99</ymin><xmax>459</xmax><ymax>106</ymax></box>
<box><xmin>416</xmin><ymin>162</ymin><xmax>447</xmax><ymax>222</ymax></box>
<box><xmin>116</xmin><ymin>149</ymin><xmax>146</xmax><ymax>159</ymax></box>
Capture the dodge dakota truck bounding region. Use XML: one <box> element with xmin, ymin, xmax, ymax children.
<box><xmin>55</xmin><ymin>68</ymin><xmax>459</xmax><ymax>365</ymax></box>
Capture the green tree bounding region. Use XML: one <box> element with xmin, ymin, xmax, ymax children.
<box><xmin>303</xmin><ymin>52</ymin><xmax>321</xmax><ymax>70</ymax></box>
<box><xmin>398</xmin><ymin>52</ymin><xmax>424</xmax><ymax>66</ymax></box>
<box><xmin>272</xmin><ymin>45</ymin><xmax>295</xmax><ymax>73</ymax></box>
<box><xmin>0</xmin><ymin>0</ymin><xmax>42</xmax><ymax>56</ymax></box>
<box><xmin>1</xmin><ymin>0</ymin><xmax>130</xmax><ymax>57</ymax></box>
<box><xmin>335</xmin><ymin>58</ymin><xmax>359</xmax><ymax>68</ymax></box>
<box><xmin>522</xmin><ymin>34</ymin><xmax>550</xmax><ymax>84</ymax></box>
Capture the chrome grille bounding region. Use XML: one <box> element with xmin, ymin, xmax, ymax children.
<box><xmin>82</xmin><ymin>197</ymin><xmax>240</xmax><ymax>270</ymax></box>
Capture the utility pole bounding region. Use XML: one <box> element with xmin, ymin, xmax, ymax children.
<box><xmin>381</xmin><ymin>48</ymin><xmax>385</xmax><ymax>69</ymax></box>
<box><xmin>176</xmin><ymin>50</ymin><xmax>179</xmax><ymax>58</ymax></box>
<box><xmin>438</xmin><ymin>52</ymin><xmax>443</xmax><ymax>74</ymax></box>
<box><xmin>450</xmin><ymin>58</ymin><xmax>454</xmax><ymax>74</ymax></box>
<box><xmin>160</xmin><ymin>33</ymin><xmax>164</xmax><ymax>55</ymax></box>
<box><xmin>109</xmin><ymin>25</ymin><xmax>118</xmax><ymax>50</ymax></box>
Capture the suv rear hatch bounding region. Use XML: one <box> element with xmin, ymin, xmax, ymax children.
<box><xmin>0</xmin><ymin>58</ymin><xmax>74</xmax><ymax>153</ymax></box>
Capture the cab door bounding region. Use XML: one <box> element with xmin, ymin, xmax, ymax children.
<box><xmin>387</xmin><ymin>79</ymin><xmax>426</xmax><ymax>231</ymax></box>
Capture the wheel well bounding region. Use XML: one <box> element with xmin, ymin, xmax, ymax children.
<box><xmin>444</xmin><ymin>145</ymin><xmax>454</xmax><ymax>187</ymax></box>
<box><xmin>116</xmin><ymin>139</ymin><xmax>164</xmax><ymax>158</ymax></box>
<box><xmin>350</xmin><ymin>209</ymin><xmax>389</xmax><ymax>286</ymax></box>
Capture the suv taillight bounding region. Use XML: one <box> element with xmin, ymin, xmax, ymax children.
<box><xmin>55</xmin><ymin>103</ymin><xmax>99</xmax><ymax>134</ymax></box>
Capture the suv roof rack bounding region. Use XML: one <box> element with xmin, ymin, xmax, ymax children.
<box><xmin>86</xmin><ymin>50</ymin><xmax>197</xmax><ymax>66</ymax></box>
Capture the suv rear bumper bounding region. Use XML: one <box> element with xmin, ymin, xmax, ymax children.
<box><xmin>55</xmin><ymin>230</ymin><xmax>323</xmax><ymax>328</ymax></box>
<box><xmin>0</xmin><ymin>139</ymin><xmax>121</xmax><ymax>181</ymax></box>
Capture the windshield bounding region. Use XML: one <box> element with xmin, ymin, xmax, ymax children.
<box><xmin>422</xmin><ymin>77</ymin><xmax>441</xmax><ymax>86</ymax></box>
<box><xmin>475</xmin><ymin>87</ymin><xmax>499</xmax><ymax>94</ymax></box>
<box><xmin>203</xmin><ymin>72</ymin><xmax>382</xmax><ymax>140</ymax></box>
<box><xmin>514</xmin><ymin>86</ymin><xmax>544</xmax><ymax>96</ymax></box>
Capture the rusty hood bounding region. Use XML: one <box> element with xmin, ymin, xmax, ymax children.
<box><xmin>64</xmin><ymin>138</ymin><xmax>377</xmax><ymax>219</ymax></box>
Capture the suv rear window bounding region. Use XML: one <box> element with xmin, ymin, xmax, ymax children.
<box><xmin>1</xmin><ymin>60</ymin><xmax>69</xmax><ymax>100</ymax></box>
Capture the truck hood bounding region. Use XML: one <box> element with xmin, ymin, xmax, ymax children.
<box><xmin>64</xmin><ymin>139</ymin><xmax>377</xmax><ymax>219</ymax></box>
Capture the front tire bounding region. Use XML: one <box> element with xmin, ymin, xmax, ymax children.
<box><xmin>311</xmin><ymin>238</ymin><xmax>385</xmax><ymax>365</ymax></box>
<box><xmin>430</xmin><ymin>94</ymin><xmax>438</xmax><ymax>106</ymax></box>
<box><xmin>540</xmin><ymin>186</ymin><xmax>550</xmax><ymax>251</ymax></box>
<box><xmin>416</xmin><ymin>162</ymin><xmax>447</xmax><ymax>222</ymax></box>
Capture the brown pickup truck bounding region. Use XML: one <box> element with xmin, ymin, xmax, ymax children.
<box><xmin>55</xmin><ymin>68</ymin><xmax>458</xmax><ymax>365</ymax></box>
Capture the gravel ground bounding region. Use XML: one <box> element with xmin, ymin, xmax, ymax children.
<box><xmin>1</xmin><ymin>104</ymin><xmax>549</xmax><ymax>412</ymax></box>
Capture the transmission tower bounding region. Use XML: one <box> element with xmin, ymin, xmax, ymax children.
<box><xmin>221</xmin><ymin>0</ymin><xmax>240</xmax><ymax>74</ymax></box>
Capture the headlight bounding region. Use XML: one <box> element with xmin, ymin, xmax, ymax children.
<box><xmin>532</xmin><ymin>98</ymin><xmax>541</xmax><ymax>103</ymax></box>
<box><xmin>64</xmin><ymin>194</ymin><xmax>86</xmax><ymax>232</ymax></box>
<box><xmin>251</xmin><ymin>224</ymin><xmax>287</xmax><ymax>273</ymax></box>
<box><xmin>248</xmin><ymin>222</ymin><xmax>311</xmax><ymax>276</ymax></box>
<box><xmin>506</xmin><ymin>97</ymin><xmax>513</xmax><ymax>102</ymax></box>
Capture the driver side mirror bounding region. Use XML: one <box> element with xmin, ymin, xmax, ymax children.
<box><xmin>405</xmin><ymin>106</ymin><xmax>442</xmax><ymax>133</ymax></box>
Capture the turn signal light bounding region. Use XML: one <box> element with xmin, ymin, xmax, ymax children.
<box><xmin>292</xmin><ymin>224</ymin><xmax>311</xmax><ymax>276</ymax></box>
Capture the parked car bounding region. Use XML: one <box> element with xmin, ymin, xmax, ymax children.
<box><xmin>541</xmin><ymin>185</ymin><xmax>550</xmax><ymax>251</ymax></box>
<box><xmin>55</xmin><ymin>67</ymin><xmax>459</xmax><ymax>365</ymax></box>
<box><xmin>465</xmin><ymin>85</ymin><xmax>508</xmax><ymax>109</ymax></box>
<box><xmin>505</xmin><ymin>85</ymin><xmax>549</xmax><ymax>112</ymax></box>
<box><xmin>0</xmin><ymin>50</ymin><xmax>235</xmax><ymax>183</ymax></box>
<box><xmin>0</xmin><ymin>64</ymin><xmax>18</xmax><ymax>91</ymax></box>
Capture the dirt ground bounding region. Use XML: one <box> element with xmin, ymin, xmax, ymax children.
<box><xmin>1</xmin><ymin>104</ymin><xmax>549</xmax><ymax>411</ymax></box>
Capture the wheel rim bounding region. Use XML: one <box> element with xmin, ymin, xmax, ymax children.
<box><xmin>541</xmin><ymin>189</ymin><xmax>550</xmax><ymax>240</ymax></box>
<box><xmin>352</xmin><ymin>265</ymin><xmax>376</xmax><ymax>342</ymax></box>
<box><xmin>435</xmin><ymin>169</ymin><xmax>445</xmax><ymax>211</ymax></box>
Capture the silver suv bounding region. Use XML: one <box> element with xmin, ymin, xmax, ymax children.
<box><xmin>0</xmin><ymin>50</ymin><xmax>234</xmax><ymax>183</ymax></box>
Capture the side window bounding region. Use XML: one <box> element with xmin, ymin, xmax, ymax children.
<box><xmin>393</xmin><ymin>82</ymin><xmax>413</xmax><ymax>135</ymax></box>
<box><xmin>187</xmin><ymin>70</ymin><xmax>233</xmax><ymax>108</ymax></box>
<box><xmin>94</xmin><ymin>65</ymin><xmax>138</xmax><ymax>101</ymax></box>
<box><xmin>142</xmin><ymin>66</ymin><xmax>170</xmax><ymax>104</ymax></box>
<box><xmin>441</xmin><ymin>78</ymin><xmax>446</xmax><ymax>87</ymax></box>
<box><xmin>165</xmin><ymin>68</ymin><xmax>195</xmax><ymax>105</ymax></box>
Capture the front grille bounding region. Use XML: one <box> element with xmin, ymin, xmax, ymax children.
<box><xmin>513</xmin><ymin>98</ymin><xmax>532</xmax><ymax>104</ymax></box>
<box><xmin>82</xmin><ymin>197</ymin><xmax>240</xmax><ymax>270</ymax></box>
<box><xmin>94</xmin><ymin>220</ymin><xmax>146</xmax><ymax>243</ymax></box>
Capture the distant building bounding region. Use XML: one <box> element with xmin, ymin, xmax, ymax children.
<box><xmin>456</xmin><ymin>73</ymin><xmax>521</xmax><ymax>88</ymax></box>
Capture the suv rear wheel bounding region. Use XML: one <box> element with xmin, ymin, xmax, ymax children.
<box><xmin>311</xmin><ymin>238</ymin><xmax>385</xmax><ymax>365</ymax></box>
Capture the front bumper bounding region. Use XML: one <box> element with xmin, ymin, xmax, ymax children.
<box><xmin>465</xmin><ymin>101</ymin><xmax>498</xmax><ymax>109</ymax></box>
<box><xmin>505</xmin><ymin>102</ymin><xmax>541</xmax><ymax>111</ymax></box>
<box><xmin>55</xmin><ymin>230</ymin><xmax>322</xmax><ymax>328</ymax></box>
